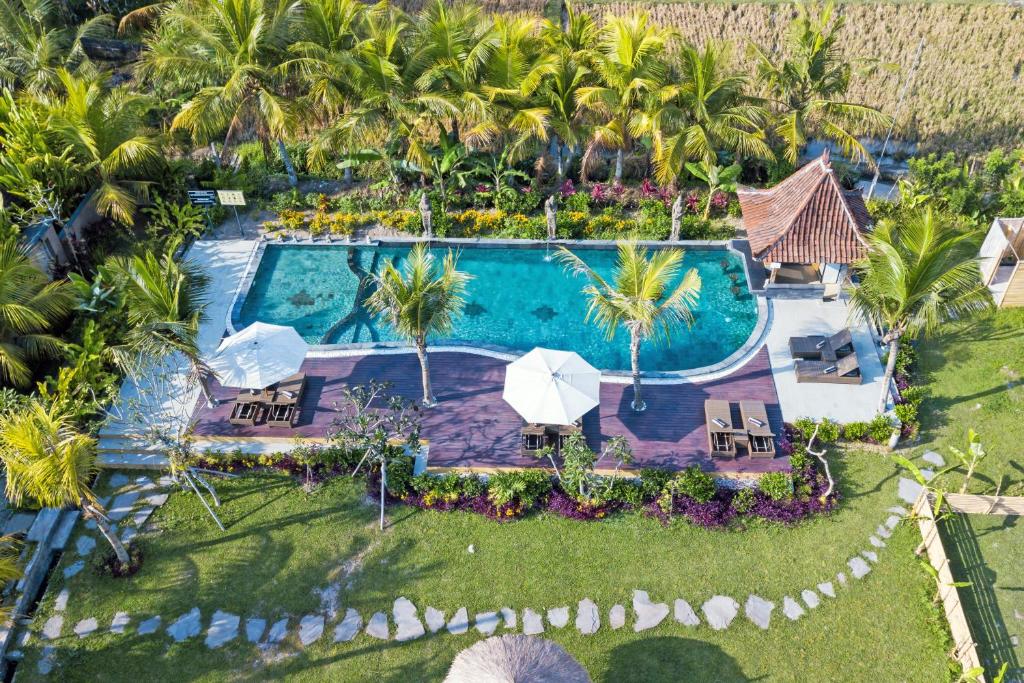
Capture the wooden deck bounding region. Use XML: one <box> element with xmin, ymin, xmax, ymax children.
<box><xmin>191</xmin><ymin>349</ymin><xmax>789</xmax><ymax>475</ymax></box>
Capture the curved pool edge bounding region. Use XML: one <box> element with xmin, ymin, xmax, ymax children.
<box><xmin>226</xmin><ymin>237</ymin><xmax>771</xmax><ymax>384</ymax></box>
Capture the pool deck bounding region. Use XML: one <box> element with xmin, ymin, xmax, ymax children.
<box><xmin>190</xmin><ymin>348</ymin><xmax>789</xmax><ymax>477</ymax></box>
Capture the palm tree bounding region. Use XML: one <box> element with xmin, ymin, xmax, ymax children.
<box><xmin>750</xmin><ymin>0</ymin><xmax>891</xmax><ymax>165</ymax></box>
<box><xmin>47</xmin><ymin>70</ymin><xmax>160</xmax><ymax>224</ymax></box>
<box><xmin>645</xmin><ymin>42</ymin><xmax>771</xmax><ymax>185</ymax></box>
<box><xmin>849</xmin><ymin>208</ymin><xmax>991</xmax><ymax>413</ymax></box>
<box><xmin>365</xmin><ymin>244</ymin><xmax>471</xmax><ymax>406</ymax></box>
<box><xmin>0</xmin><ymin>399</ymin><xmax>130</xmax><ymax>565</ymax></box>
<box><xmin>141</xmin><ymin>0</ymin><xmax>300</xmax><ymax>172</ymax></box>
<box><xmin>557</xmin><ymin>241</ymin><xmax>701</xmax><ymax>412</ymax></box>
<box><xmin>105</xmin><ymin>244</ymin><xmax>214</xmax><ymax>406</ymax></box>
<box><xmin>577</xmin><ymin>12</ymin><xmax>669</xmax><ymax>183</ymax></box>
<box><xmin>0</xmin><ymin>238</ymin><xmax>74</xmax><ymax>389</ymax></box>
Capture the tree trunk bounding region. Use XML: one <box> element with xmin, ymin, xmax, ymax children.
<box><xmin>879</xmin><ymin>337</ymin><xmax>900</xmax><ymax>414</ymax></box>
<box><xmin>211</xmin><ymin>142</ymin><xmax>221</xmax><ymax>169</ymax></box>
<box><xmin>564</xmin><ymin>145</ymin><xmax>576</xmax><ymax>181</ymax></box>
<box><xmin>343</xmin><ymin>167</ymin><xmax>353</xmax><ymax>186</ymax></box>
<box><xmin>613</xmin><ymin>148</ymin><xmax>624</xmax><ymax>183</ymax></box>
<box><xmin>551</xmin><ymin>136</ymin><xmax>563</xmax><ymax>178</ymax></box>
<box><xmin>379</xmin><ymin>457</ymin><xmax>387</xmax><ymax>531</ymax></box>
<box><xmin>278</xmin><ymin>140</ymin><xmax>298</xmax><ymax>188</ymax></box>
<box><xmin>416</xmin><ymin>339</ymin><xmax>435</xmax><ymax>406</ymax></box>
<box><xmin>630</xmin><ymin>330</ymin><xmax>645</xmax><ymax>412</ymax></box>
<box><xmin>85</xmin><ymin>504</ymin><xmax>130</xmax><ymax>566</ymax></box>
<box><xmin>703</xmin><ymin>188</ymin><xmax>714</xmax><ymax>220</ymax></box>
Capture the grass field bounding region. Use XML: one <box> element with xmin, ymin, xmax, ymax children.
<box><xmin>942</xmin><ymin>513</ymin><xmax>1024</xmax><ymax>681</ymax></box>
<box><xmin>19</xmin><ymin>448</ymin><xmax>951</xmax><ymax>682</ymax></box>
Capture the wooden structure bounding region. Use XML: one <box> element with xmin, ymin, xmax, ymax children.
<box><xmin>979</xmin><ymin>218</ymin><xmax>1024</xmax><ymax>307</ymax></box>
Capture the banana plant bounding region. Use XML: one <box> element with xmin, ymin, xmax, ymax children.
<box><xmin>685</xmin><ymin>159</ymin><xmax>741</xmax><ymax>219</ymax></box>
<box><xmin>948</xmin><ymin>429</ymin><xmax>987</xmax><ymax>494</ymax></box>
<box><xmin>892</xmin><ymin>454</ymin><xmax>960</xmax><ymax>519</ymax></box>
<box><xmin>427</xmin><ymin>137</ymin><xmax>473</xmax><ymax>212</ymax></box>
<box><xmin>472</xmin><ymin>149</ymin><xmax>529</xmax><ymax>210</ymax></box>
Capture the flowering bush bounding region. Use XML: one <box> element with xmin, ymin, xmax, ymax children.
<box><xmin>559</xmin><ymin>179</ymin><xmax>577</xmax><ymax>197</ymax></box>
<box><xmin>277</xmin><ymin>209</ymin><xmax>306</xmax><ymax>232</ymax></box>
<box><xmin>452</xmin><ymin>209</ymin><xmax>505</xmax><ymax>236</ymax></box>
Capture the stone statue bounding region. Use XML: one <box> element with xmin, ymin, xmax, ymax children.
<box><xmin>544</xmin><ymin>194</ymin><xmax>557</xmax><ymax>241</ymax></box>
<box><xmin>419</xmin><ymin>193</ymin><xmax>432</xmax><ymax>238</ymax></box>
<box><xmin>670</xmin><ymin>193</ymin><xmax>683</xmax><ymax>241</ymax></box>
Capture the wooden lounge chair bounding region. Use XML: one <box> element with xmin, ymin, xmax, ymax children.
<box><xmin>229</xmin><ymin>400</ymin><xmax>261</xmax><ymax>426</ymax></box>
<box><xmin>521</xmin><ymin>424</ymin><xmax>547</xmax><ymax>457</ymax></box>
<box><xmin>795</xmin><ymin>352</ymin><xmax>861</xmax><ymax>384</ymax></box>
<box><xmin>705</xmin><ymin>399</ymin><xmax>738</xmax><ymax>458</ymax></box>
<box><xmin>739</xmin><ymin>400</ymin><xmax>775</xmax><ymax>458</ymax></box>
<box><xmin>552</xmin><ymin>423</ymin><xmax>582</xmax><ymax>453</ymax></box>
<box><xmin>267</xmin><ymin>373</ymin><xmax>307</xmax><ymax>427</ymax></box>
<box><xmin>788</xmin><ymin>328</ymin><xmax>854</xmax><ymax>362</ymax></box>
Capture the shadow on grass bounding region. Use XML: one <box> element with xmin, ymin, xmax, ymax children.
<box><xmin>603</xmin><ymin>636</ymin><xmax>753</xmax><ymax>683</ymax></box>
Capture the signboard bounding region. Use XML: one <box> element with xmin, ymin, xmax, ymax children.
<box><xmin>217</xmin><ymin>190</ymin><xmax>246</xmax><ymax>207</ymax></box>
<box><xmin>186</xmin><ymin>190</ymin><xmax>218</xmax><ymax>207</ymax></box>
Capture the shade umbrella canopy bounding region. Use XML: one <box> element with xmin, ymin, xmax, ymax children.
<box><xmin>502</xmin><ymin>348</ymin><xmax>600</xmax><ymax>426</ymax></box>
<box><xmin>445</xmin><ymin>635</ymin><xmax>591</xmax><ymax>683</ymax></box>
<box><xmin>207</xmin><ymin>322</ymin><xmax>308</xmax><ymax>389</ymax></box>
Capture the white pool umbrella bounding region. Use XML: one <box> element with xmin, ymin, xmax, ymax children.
<box><xmin>502</xmin><ymin>348</ymin><xmax>600</xmax><ymax>426</ymax></box>
<box><xmin>207</xmin><ymin>322</ymin><xmax>308</xmax><ymax>389</ymax></box>
<box><xmin>445</xmin><ymin>635</ymin><xmax>590</xmax><ymax>683</ymax></box>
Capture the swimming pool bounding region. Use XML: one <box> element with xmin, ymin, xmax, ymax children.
<box><xmin>237</xmin><ymin>242</ymin><xmax>759</xmax><ymax>372</ymax></box>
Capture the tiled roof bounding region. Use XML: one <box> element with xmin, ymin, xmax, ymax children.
<box><xmin>738</xmin><ymin>154</ymin><xmax>872</xmax><ymax>264</ymax></box>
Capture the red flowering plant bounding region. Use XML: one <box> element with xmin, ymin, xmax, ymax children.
<box><xmin>685</xmin><ymin>192</ymin><xmax>700</xmax><ymax>213</ymax></box>
<box><xmin>559</xmin><ymin>179</ymin><xmax>577</xmax><ymax>197</ymax></box>
<box><xmin>590</xmin><ymin>182</ymin><xmax>608</xmax><ymax>204</ymax></box>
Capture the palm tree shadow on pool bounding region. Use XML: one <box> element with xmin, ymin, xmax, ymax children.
<box><xmin>604</xmin><ymin>637</ymin><xmax>755</xmax><ymax>683</ymax></box>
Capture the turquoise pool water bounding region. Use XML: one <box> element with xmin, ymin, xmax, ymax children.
<box><xmin>238</xmin><ymin>243</ymin><xmax>758</xmax><ymax>372</ymax></box>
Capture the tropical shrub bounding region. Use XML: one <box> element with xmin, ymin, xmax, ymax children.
<box><xmin>843</xmin><ymin>421</ymin><xmax>870</xmax><ymax>441</ymax></box>
<box><xmin>277</xmin><ymin>209</ymin><xmax>306</xmax><ymax>232</ymax></box>
<box><xmin>495</xmin><ymin>186</ymin><xmax>540</xmax><ymax>214</ymax></box>
<box><xmin>758</xmin><ymin>472</ymin><xmax>792</xmax><ymax>501</ymax></box>
<box><xmin>730</xmin><ymin>487</ymin><xmax>756</xmax><ymax>514</ymax></box>
<box><xmin>672</xmin><ymin>466</ymin><xmax>716</xmax><ymax>503</ymax></box>
<box><xmin>486</xmin><ymin>470</ymin><xmax>552</xmax><ymax>511</ymax></box>
<box><xmin>639</xmin><ymin>467</ymin><xmax>673</xmax><ymax>500</ymax></box>
<box><xmin>143</xmin><ymin>195</ymin><xmax>206</xmax><ymax>245</ymax></box>
<box><xmin>869</xmin><ymin>414</ymin><xmax>895</xmax><ymax>443</ymax></box>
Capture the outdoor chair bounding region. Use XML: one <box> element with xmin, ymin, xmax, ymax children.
<box><xmin>267</xmin><ymin>373</ymin><xmax>307</xmax><ymax>427</ymax></box>
<box><xmin>229</xmin><ymin>400</ymin><xmax>261</xmax><ymax>426</ymax></box>
<box><xmin>740</xmin><ymin>400</ymin><xmax>776</xmax><ymax>458</ymax></box>
<box><xmin>521</xmin><ymin>424</ymin><xmax>548</xmax><ymax>457</ymax></box>
<box><xmin>788</xmin><ymin>328</ymin><xmax>855</xmax><ymax>362</ymax></box>
<box><xmin>795</xmin><ymin>352</ymin><xmax>861</xmax><ymax>384</ymax></box>
<box><xmin>705</xmin><ymin>399</ymin><xmax>738</xmax><ymax>458</ymax></box>
<box><xmin>552</xmin><ymin>423</ymin><xmax>583</xmax><ymax>454</ymax></box>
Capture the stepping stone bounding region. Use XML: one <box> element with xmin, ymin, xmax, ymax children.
<box><xmin>110</xmin><ymin>612</ymin><xmax>131</xmax><ymax>634</ymax></box>
<box><xmin>54</xmin><ymin>589</ymin><xmax>70</xmax><ymax>612</ymax></box>
<box><xmin>609</xmin><ymin>605</ymin><xmax>626</xmax><ymax>630</ymax></box>
<box><xmin>475</xmin><ymin>612</ymin><xmax>499</xmax><ymax>635</ymax></box>
<box><xmin>145</xmin><ymin>493</ymin><xmax>169</xmax><ymax>507</ymax></box>
<box><xmin>848</xmin><ymin>557</ymin><xmax>871</xmax><ymax>579</ymax></box>
<box><xmin>817</xmin><ymin>582</ymin><xmax>836</xmax><ymax>599</ymax></box>
<box><xmin>801</xmin><ymin>590</ymin><xmax>820</xmax><ymax>609</ymax></box>
<box><xmin>121</xmin><ymin>528</ymin><xmax>138</xmax><ymax>545</ymax></box>
<box><xmin>920</xmin><ymin>468</ymin><xmax>935</xmax><ymax>482</ymax></box>
<box><xmin>701</xmin><ymin>596</ymin><xmax>739</xmax><ymax>631</ymax></box>
<box><xmin>861</xmin><ymin>550</ymin><xmax>879</xmax><ymax>564</ymax></box>
<box><xmin>885</xmin><ymin>515</ymin><xmax>902</xmax><ymax>530</ymax></box>
<box><xmin>922</xmin><ymin>450</ymin><xmax>945</xmax><ymax>467</ymax></box>
<box><xmin>132</xmin><ymin>507</ymin><xmax>155</xmax><ymax>528</ymax></box>
<box><xmin>876</xmin><ymin>524</ymin><xmax>892</xmax><ymax>539</ymax></box>
<box><xmin>334</xmin><ymin>609</ymin><xmax>362</xmax><ymax>643</ymax></box>
<box><xmin>869</xmin><ymin>535</ymin><xmax>886</xmax><ymax>548</ymax></box>
<box><xmin>206</xmin><ymin>611</ymin><xmax>239</xmax><ymax>649</ymax></box>
<box><xmin>266</xmin><ymin>618</ymin><xmax>289</xmax><ymax>644</ymax></box>
<box><xmin>393</xmin><ymin>598</ymin><xmax>425</xmax><ymax>642</ymax></box>
<box><xmin>74</xmin><ymin>617</ymin><xmax>97</xmax><ymax>638</ymax></box>
<box><xmin>888</xmin><ymin>506</ymin><xmax>908</xmax><ymax>516</ymax></box>
<box><xmin>63</xmin><ymin>560</ymin><xmax>84</xmax><ymax>579</ymax></box>
<box><xmin>782</xmin><ymin>597</ymin><xmax>805</xmax><ymax>621</ymax></box>
<box><xmin>499</xmin><ymin>607</ymin><xmax>516</xmax><ymax>630</ymax></box>
<box><xmin>314</xmin><ymin>584</ymin><xmax>340</xmax><ymax>620</ymax></box>
<box><xmin>897</xmin><ymin>478</ymin><xmax>923</xmax><ymax>505</ymax></box>
<box><xmin>522</xmin><ymin>609</ymin><xmax>544</xmax><ymax>635</ymax></box>
<box><xmin>632</xmin><ymin>590</ymin><xmax>669</xmax><ymax>632</ymax></box>
<box><xmin>168</xmin><ymin>608</ymin><xmax>202</xmax><ymax>642</ymax></box>
<box><xmin>745</xmin><ymin>595</ymin><xmax>774</xmax><ymax>630</ymax></box>
<box><xmin>673</xmin><ymin>599</ymin><xmax>700</xmax><ymax>627</ymax></box>
<box><xmin>38</xmin><ymin>646</ymin><xmax>56</xmax><ymax>675</ymax></box>
<box><xmin>157</xmin><ymin>475</ymin><xmax>175</xmax><ymax>488</ymax></box>
<box><xmin>42</xmin><ymin>615</ymin><xmax>63</xmax><ymax>640</ymax></box>
<box><xmin>446</xmin><ymin>608</ymin><xmax>469</xmax><ymax>635</ymax></box>
<box><xmin>137</xmin><ymin>616</ymin><xmax>161</xmax><ymax>635</ymax></box>
<box><xmin>135</xmin><ymin>475</ymin><xmax>153</xmax><ymax>486</ymax></box>
<box><xmin>365</xmin><ymin>612</ymin><xmax>389</xmax><ymax>640</ymax></box>
<box><xmin>576</xmin><ymin>599</ymin><xmax>599</xmax><ymax>635</ymax></box>
<box><xmin>547</xmin><ymin>607</ymin><xmax>570</xmax><ymax>629</ymax></box>
<box><xmin>298</xmin><ymin>614</ymin><xmax>324</xmax><ymax>646</ymax></box>
<box><xmin>109</xmin><ymin>473</ymin><xmax>130</xmax><ymax>488</ymax></box>
<box><xmin>76</xmin><ymin>536</ymin><xmax>96</xmax><ymax>556</ymax></box>
<box><xmin>837</xmin><ymin>572</ymin><xmax>848</xmax><ymax>586</ymax></box>
<box><xmin>108</xmin><ymin>491</ymin><xmax>141</xmax><ymax>522</ymax></box>
<box><xmin>246</xmin><ymin>618</ymin><xmax>266</xmax><ymax>643</ymax></box>
<box><xmin>424</xmin><ymin>607</ymin><xmax>446</xmax><ymax>633</ymax></box>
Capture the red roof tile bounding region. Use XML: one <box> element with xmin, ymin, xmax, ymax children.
<box><xmin>738</xmin><ymin>154</ymin><xmax>872</xmax><ymax>264</ymax></box>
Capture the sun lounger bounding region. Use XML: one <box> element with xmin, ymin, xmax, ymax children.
<box><xmin>789</xmin><ymin>328</ymin><xmax>854</xmax><ymax>362</ymax></box>
<box><xmin>795</xmin><ymin>352</ymin><xmax>861</xmax><ymax>384</ymax></box>
<box><xmin>521</xmin><ymin>424</ymin><xmax>548</xmax><ymax>456</ymax></box>
<box><xmin>235</xmin><ymin>387</ymin><xmax>273</xmax><ymax>404</ymax></box>
<box><xmin>705</xmin><ymin>400</ymin><xmax>738</xmax><ymax>458</ymax></box>
<box><xmin>552</xmin><ymin>423</ymin><xmax>583</xmax><ymax>453</ymax></box>
<box><xmin>229</xmin><ymin>400</ymin><xmax>261</xmax><ymax>426</ymax></box>
<box><xmin>739</xmin><ymin>400</ymin><xmax>775</xmax><ymax>458</ymax></box>
<box><xmin>267</xmin><ymin>373</ymin><xmax>307</xmax><ymax>427</ymax></box>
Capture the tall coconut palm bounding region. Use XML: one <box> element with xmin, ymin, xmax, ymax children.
<box><xmin>106</xmin><ymin>244</ymin><xmax>214</xmax><ymax>406</ymax></box>
<box><xmin>0</xmin><ymin>399</ymin><xmax>130</xmax><ymax>565</ymax></box>
<box><xmin>45</xmin><ymin>70</ymin><xmax>160</xmax><ymax>225</ymax></box>
<box><xmin>751</xmin><ymin>0</ymin><xmax>890</xmax><ymax>165</ymax></box>
<box><xmin>141</xmin><ymin>0</ymin><xmax>300</xmax><ymax>171</ymax></box>
<box><xmin>0</xmin><ymin>238</ymin><xmax>74</xmax><ymax>389</ymax></box>
<box><xmin>849</xmin><ymin>208</ymin><xmax>991</xmax><ymax>413</ymax></box>
<box><xmin>365</xmin><ymin>244</ymin><xmax>471</xmax><ymax>407</ymax></box>
<box><xmin>645</xmin><ymin>42</ymin><xmax>771</xmax><ymax>185</ymax></box>
<box><xmin>557</xmin><ymin>241</ymin><xmax>701</xmax><ymax>412</ymax></box>
<box><xmin>577</xmin><ymin>12</ymin><xmax>669</xmax><ymax>183</ymax></box>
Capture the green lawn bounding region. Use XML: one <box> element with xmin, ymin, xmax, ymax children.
<box><xmin>19</xmin><ymin>449</ymin><xmax>951</xmax><ymax>682</ymax></box>
<box><xmin>942</xmin><ymin>513</ymin><xmax>1024</xmax><ymax>681</ymax></box>
<box><xmin>912</xmin><ymin>308</ymin><xmax>1024</xmax><ymax>495</ymax></box>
